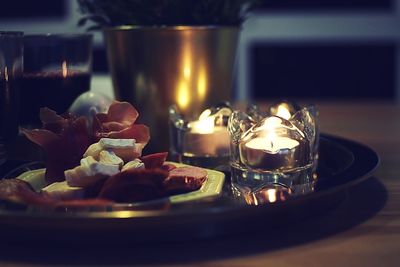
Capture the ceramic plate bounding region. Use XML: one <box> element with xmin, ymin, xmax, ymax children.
<box><xmin>15</xmin><ymin>162</ymin><xmax>225</xmax><ymax>206</ymax></box>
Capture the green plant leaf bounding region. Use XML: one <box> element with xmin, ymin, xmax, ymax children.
<box><xmin>77</xmin><ymin>0</ymin><xmax>262</xmax><ymax>29</ymax></box>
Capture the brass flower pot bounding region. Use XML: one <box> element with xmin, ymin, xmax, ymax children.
<box><xmin>104</xmin><ymin>26</ymin><xmax>239</xmax><ymax>152</ymax></box>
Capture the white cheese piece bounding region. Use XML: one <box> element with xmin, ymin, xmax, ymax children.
<box><xmin>41</xmin><ymin>181</ymin><xmax>85</xmax><ymax>200</ymax></box>
<box><xmin>122</xmin><ymin>159</ymin><xmax>145</xmax><ymax>172</ymax></box>
<box><xmin>99</xmin><ymin>138</ymin><xmax>138</xmax><ymax>162</ymax></box>
<box><xmin>99</xmin><ymin>138</ymin><xmax>135</xmax><ymax>148</ymax></box>
<box><xmin>99</xmin><ymin>150</ymin><xmax>124</xmax><ymax>168</ymax></box>
<box><xmin>83</xmin><ymin>138</ymin><xmax>142</xmax><ymax>162</ymax></box>
<box><xmin>65</xmin><ymin>166</ymin><xmax>98</xmax><ymax>187</ymax></box>
<box><xmin>65</xmin><ymin>156</ymin><xmax>120</xmax><ymax>187</ymax></box>
<box><xmin>83</xmin><ymin>143</ymin><xmax>102</xmax><ymax>159</ymax></box>
<box><xmin>80</xmin><ymin>156</ymin><xmax>120</xmax><ymax>176</ymax></box>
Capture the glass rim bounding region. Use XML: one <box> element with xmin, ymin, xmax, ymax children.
<box><xmin>105</xmin><ymin>25</ymin><xmax>239</xmax><ymax>32</ymax></box>
<box><xmin>24</xmin><ymin>33</ymin><xmax>93</xmax><ymax>40</ymax></box>
<box><xmin>0</xmin><ymin>31</ymin><xmax>23</xmax><ymax>36</ymax></box>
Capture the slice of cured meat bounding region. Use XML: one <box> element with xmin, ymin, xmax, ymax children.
<box><xmin>0</xmin><ymin>179</ymin><xmax>54</xmax><ymax>206</ymax></box>
<box><xmin>141</xmin><ymin>152</ymin><xmax>168</xmax><ymax>169</ymax></box>
<box><xmin>98</xmin><ymin>169</ymin><xmax>169</xmax><ymax>202</ymax></box>
<box><xmin>160</xmin><ymin>163</ymin><xmax>177</xmax><ymax>172</ymax></box>
<box><xmin>39</xmin><ymin>108</ymin><xmax>68</xmax><ymax>134</ymax></box>
<box><xmin>168</xmin><ymin>166</ymin><xmax>208</xmax><ymax>181</ymax></box>
<box><xmin>93</xmin><ymin>101</ymin><xmax>150</xmax><ymax>146</ymax></box>
<box><xmin>0</xmin><ymin>178</ymin><xmax>112</xmax><ymax>207</ymax></box>
<box><xmin>23</xmin><ymin>111</ymin><xmax>91</xmax><ymax>183</ymax></box>
<box><xmin>97</xmin><ymin>124</ymin><xmax>150</xmax><ymax>144</ymax></box>
<box><xmin>164</xmin><ymin>166</ymin><xmax>207</xmax><ymax>195</ymax></box>
<box><xmin>98</xmin><ymin>101</ymin><xmax>139</xmax><ymax>130</ymax></box>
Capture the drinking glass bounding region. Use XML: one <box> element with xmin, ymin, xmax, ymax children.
<box><xmin>21</xmin><ymin>34</ymin><xmax>93</xmax><ymax>126</ymax></box>
<box><xmin>0</xmin><ymin>32</ymin><xmax>23</xmax><ymax>166</ymax></box>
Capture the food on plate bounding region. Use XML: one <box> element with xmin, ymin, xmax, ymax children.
<box><xmin>64</xmin><ymin>156</ymin><xmax>120</xmax><ymax>187</ymax></box>
<box><xmin>164</xmin><ymin>166</ymin><xmax>208</xmax><ymax>195</ymax></box>
<box><xmin>84</xmin><ymin>138</ymin><xmax>141</xmax><ymax>162</ymax></box>
<box><xmin>141</xmin><ymin>152</ymin><xmax>168</xmax><ymax>169</ymax></box>
<box><xmin>168</xmin><ymin>166</ymin><xmax>208</xmax><ymax>181</ymax></box>
<box><xmin>0</xmin><ymin>101</ymin><xmax>209</xmax><ymax>207</ymax></box>
<box><xmin>0</xmin><ymin>179</ymin><xmax>53</xmax><ymax>206</ymax></box>
<box><xmin>122</xmin><ymin>159</ymin><xmax>145</xmax><ymax>172</ymax></box>
<box><xmin>98</xmin><ymin>169</ymin><xmax>169</xmax><ymax>202</ymax></box>
<box><xmin>98</xmin><ymin>150</ymin><xmax>124</xmax><ymax>167</ymax></box>
<box><xmin>42</xmin><ymin>181</ymin><xmax>85</xmax><ymax>200</ymax></box>
<box><xmin>160</xmin><ymin>163</ymin><xmax>177</xmax><ymax>172</ymax></box>
<box><xmin>22</xmin><ymin>108</ymin><xmax>91</xmax><ymax>183</ymax></box>
<box><xmin>93</xmin><ymin>101</ymin><xmax>150</xmax><ymax>144</ymax></box>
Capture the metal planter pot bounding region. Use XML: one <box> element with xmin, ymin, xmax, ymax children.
<box><xmin>104</xmin><ymin>26</ymin><xmax>239</xmax><ymax>152</ymax></box>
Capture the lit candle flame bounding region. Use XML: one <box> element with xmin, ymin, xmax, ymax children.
<box><xmin>261</xmin><ymin>117</ymin><xmax>282</xmax><ymax>130</ymax></box>
<box><xmin>276</xmin><ymin>105</ymin><xmax>292</xmax><ymax>120</ymax></box>
<box><xmin>267</xmin><ymin>189</ymin><xmax>277</xmax><ymax>203</ymax></box>
<box><xmin>244</xmin><ymin>116</ymin><xmax>299</xmax><ymax>152</ymax></box>
<box><xmin>62</xmin><ymin>61</ymin><xmax>68</xmax><ymax>78</ymax></box>
<box><xmin>189</xmin><ymin>109</ymin><xmax>215</xmax><ymax>134</ymax></box>
<box><xmin>199</xmin><ymin>109</ymin><xmax>212</xmax><ymax>120</ymax></box>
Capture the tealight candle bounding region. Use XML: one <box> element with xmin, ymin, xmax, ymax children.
<box><xmin>238</xmin><ymin>117</ymin><xmax>308</xmax><ymax>171</ymax></box>
<box><xmin>183</xmin><ymin>109</ymin><xmax>230</xmax><ymax>156</ymax></box>
<box><xmin>239</xmin><ymin>135</ymin><xmax>303</xmax><ymax>170</ymax></box>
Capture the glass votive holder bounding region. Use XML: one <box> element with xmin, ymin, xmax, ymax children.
<box><xmin>169</xmin><ymin>103</ymin><xmax>232</xmax><ymax>169</ymax></box>
<box><xmin>228</xmin><ymin>101</ymin><xmax>319</xmax><ymax>205</ymax></box>
<box><xmin>0</xmin><ymin>31</ymin><xmax>23</xmax><ymax>166</ymax></box>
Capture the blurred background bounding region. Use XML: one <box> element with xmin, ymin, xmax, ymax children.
<box><xmin>1</xmin><ymin>0</ymin><xmax>399</xmax><ymax>101</ymax></box>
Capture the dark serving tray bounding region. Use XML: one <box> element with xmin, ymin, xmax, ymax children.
<box><xmin>0</xmin><ymin>134</ymin><xmax>379</xmax><ymax>244</ymax></box>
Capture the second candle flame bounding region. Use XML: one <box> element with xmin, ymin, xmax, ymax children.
<box><xmin>62</xmin><ymin>61</ymin><xmax>68</xmax><ymax>78</ymax></box>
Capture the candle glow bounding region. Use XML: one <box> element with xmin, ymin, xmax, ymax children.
<box><xmin>62</xmin><ymin>60</ymin><xmax>68</xmax><ymax>78</ymax></box>
<box><xmin>243</xmin><ymin>116</ymin><xmax>299</xmax><ymax>153</ymax></box>
<box><xmin>245</xmin><ymin>136</ymin><xmax>299</xmax><ymax>153</ymax></box>
<box><xmin>183</xmin><ymin>108</ymin><xmax>231</xmax><ymax>156</ymax></box>
<box><xmin>276</xmin><ymin>105</ymin><xmax>292</xmax><ymax>120</ymax></box>
<box><xmin>239</xmin><ymin>115</ymin><xmax>306</xmax><ymax>170</ymax></box>
<box><xmin>188</xmin><ymin>109</ymin><xmax>215</xmax><ymax>134</ymax></box>
<box><xmin>176</xmin><ymin>80</ymin><xmax>190</xmax><ymax>111</ymax></box>
<box><xmin>197</xmin><ymin>63</ymin><xmax>207</xmax><ymax>100</ymax></box>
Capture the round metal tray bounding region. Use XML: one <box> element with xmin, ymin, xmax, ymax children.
<box><xmin>0</xmin><ymin>134</ymin><xmax>379</xmax><ymax>244</ymax></box>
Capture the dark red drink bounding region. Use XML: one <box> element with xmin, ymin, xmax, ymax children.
<box><xmin>20</xmin><ymin>71</ymin><xmax>90</xmax><ymax>126</ymax></box>
<box><xmin>0</xmin><ymin>76</ymin><xmax>20</xmax><ymax>140</ymax></box>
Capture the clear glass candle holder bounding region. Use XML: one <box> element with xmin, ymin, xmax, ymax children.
<box><xmin>169</xmin><ymin>103</ymin><xmax>232</xmax><ymax>169</ymax></box>
<box><xmin>228</xmin><ymin>101</ymin><xmax>319</xmax><ymax>205</ymax></box>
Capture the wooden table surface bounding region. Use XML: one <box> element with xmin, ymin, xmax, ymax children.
<box><xmin>1</xmin><ymin>101</ymin><xmax>399</xmax><ymax>267</ymax></box>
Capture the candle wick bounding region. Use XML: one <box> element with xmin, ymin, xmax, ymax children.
<box><xmin>270</xmin><ymin>140</ymin><xmax>274</xmax><ymax>149</ymax></box>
